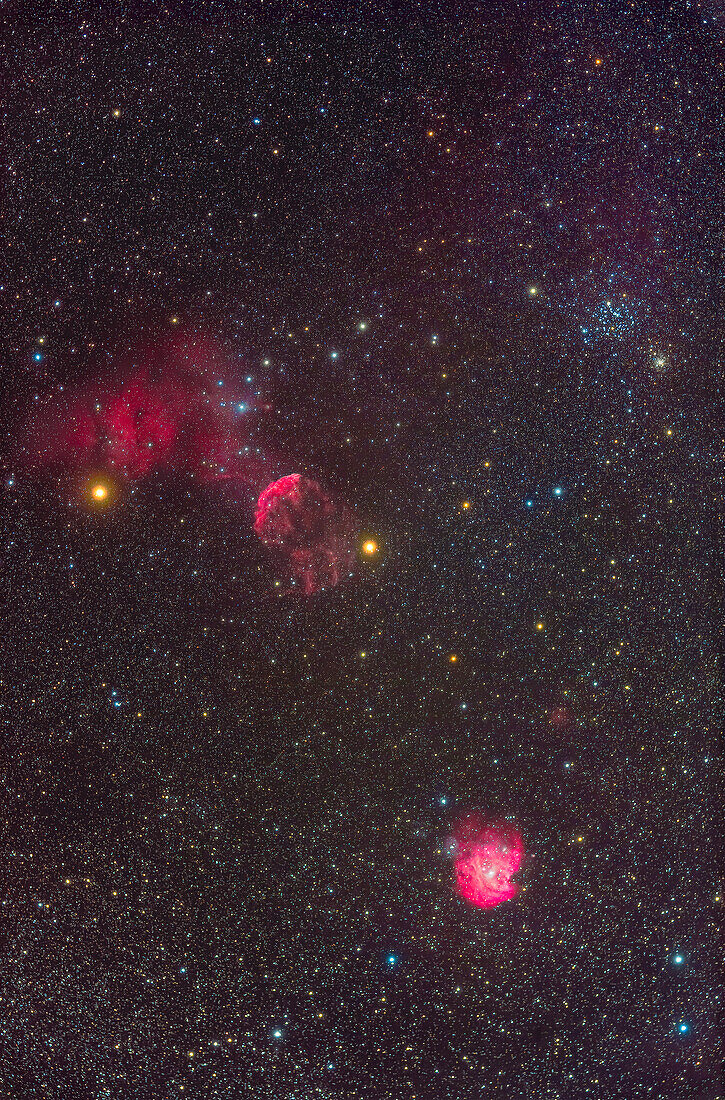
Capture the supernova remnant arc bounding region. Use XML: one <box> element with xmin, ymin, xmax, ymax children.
<box><xmin>254</xmin><ymin>473</ymin><xmax>357</xmax><ymax>595</ymax></box>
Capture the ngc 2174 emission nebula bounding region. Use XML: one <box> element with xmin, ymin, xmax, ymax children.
<box><xmin>452</xmin><ymin>814</ymin><xmax>524</xmax><ymax>911</ymax></box>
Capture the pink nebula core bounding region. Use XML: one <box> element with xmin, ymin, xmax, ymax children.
<box><xmin>452</xmin><ymin>815</ymin><xmax>524</xmax><ymax>910</ymax></box>
<box><xmin>254</xmin><ymin>473</ymin><xmax>356</xmax><ymax>595</ymax></box>
<box><xmin>549</xmin><ymin>705</ymin><xmax>572</xmax><ymax>729</ymax></box>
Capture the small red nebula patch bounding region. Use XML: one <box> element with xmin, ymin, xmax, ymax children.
<box><xmin>254</xmin><ymin>473</ymin><xmax>356</xmax><ymax>595</ymax></box>
<box><xmin>549</xmin><ymin>706</ymin><xmax>572</xmax><ymax>729</ymax></box>
<box><xmin>452</xmin><ymin>814</ymin><xmax>524</xmax><ymax>910</ymax></box>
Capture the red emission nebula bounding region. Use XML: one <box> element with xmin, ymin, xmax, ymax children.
<box><xmin>22</xmin><ymin>333</ymin><xmax>262</xmax><ymax>485</ymax></box>
<box><xmin>254</xmin><ymin>474</ymin><xmax>357</xmax><ymax>595</ymax></box>
<box><xmin>20</xmin><ymin>333</ymin><xmax>360</xmax><ymax>598</ymax></box>
<box><xmin>452</xmin><ymin>814</ymin><xmax>524</xmax><ymax>910</ymax></box>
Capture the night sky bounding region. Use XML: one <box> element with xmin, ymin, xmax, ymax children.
<box><xmin>1</xmin><ymin>3</ymin><xmax>722</xmax><ymax>1097</ymax></box>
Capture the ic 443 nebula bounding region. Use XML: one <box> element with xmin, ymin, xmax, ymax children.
<box><xmin>452</xmin><ymin>814</ymin><xmax>524</xmax><ymax>910</ymax></box>
<box><xmin>254</xmin><ymin>474</ymin><xmax>357</xmax><ymax>595</ymax></box>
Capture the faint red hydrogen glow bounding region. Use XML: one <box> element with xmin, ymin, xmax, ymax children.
<box><xmin>23</xmin><ymin>388</ymin><xmax>98</xmax><ymax>470</ymax></box>
<box><xmin>101</xmin><ymin>370</ymin><xmax>182</xmax><ymax>477</ymax></box>
<box><xmin>254</xmin><ymin>473</ymin><xmax>356</xmax><ymax>595</ymax></box>
<box><xmin>19</xmin><ymin>331</ymin><xmax>261</xmax><ymax>485</ymax></box>
<box><xmin>549</xmin><ymin>706</ymin><xmax>572</xmax><ymax>729</ymax></box>
<box><xmin>452</xmin><ymin>814</ymin><xmax>524</xmax><ymax>910</ymax></box>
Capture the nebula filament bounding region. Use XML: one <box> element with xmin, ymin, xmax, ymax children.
<box><xmin>254</xmin><ymin>473</ymin><xmax>356</xmax><ymax>595</ymax></box>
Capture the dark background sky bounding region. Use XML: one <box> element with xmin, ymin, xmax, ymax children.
<box><xmin>0</xmin><ymin>3</ymin><xmax>721</xmax><ymax>1097</ymax></box>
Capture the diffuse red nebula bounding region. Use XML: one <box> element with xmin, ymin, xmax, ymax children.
<box><xmin>21</xmin><ymin>337</ymin><xmax>358</xmax><ymax>598</ymax></box>
<box><xmin>452</xmin><ymin>814</ymin><xmax>524</xmax><ymax>910</ymax></box>
<box><xmin>21</xmin><ymin>333</ymin><xmax>258</xmax><ymax>484</ymax></box>
<box><xmin>254</xmin><ymin>473</ymin><xmax>356</xmax><ymax>595</ymax></box>
<box><xmin>101</xmin><ymin>370</ymin><xmax>183</xmax><ymax>477</ymax></box>
<box><xmin>39</xmin><ymin>394</ymin><xmax>99</xmax><ymax>470</ymax></box>
<box><xmin>549</xmin><ymin>705</ymin><xmax>572</xmax><ymax>729</ymax></box>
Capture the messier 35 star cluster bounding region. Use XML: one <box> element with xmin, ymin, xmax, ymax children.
<box><xmin>1</xmin><ymin>3</ymin><xmax>721</xmax><ymax>1098</ymax></box>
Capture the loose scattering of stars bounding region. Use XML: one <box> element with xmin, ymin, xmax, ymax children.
<box><xmin>0</xmin><ymin>4</ymin><xmax>720</xmax><ymax>1099</ymax></box>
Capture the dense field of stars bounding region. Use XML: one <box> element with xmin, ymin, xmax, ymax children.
<box><xmin>1</xmin><ymin>3</ymin><xmax>721</xmax><ymax>1097</ymax></box>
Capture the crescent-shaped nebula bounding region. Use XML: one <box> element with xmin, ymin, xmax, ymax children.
<box><xmin>254</xmin><ymin>474</ymin><xmax>357</xmax><ymax>595</ymax></box>
<box><xmin>451</xmin><ymin>814</ymin><xmax>524</xmax><ymax>910</ymax></box>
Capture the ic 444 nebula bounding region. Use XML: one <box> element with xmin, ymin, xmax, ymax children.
<box><xmin>20</xmin><ymin>332</ymin><xmax>259</xmax><ymax>485</ymax></box>
<box><xmin>100</xmin><ymin>369</ymin><xmax>185</xmax><ymax>478</ymax></box>
<box><xmin>452</xmin><ymin>814</ymin><xmax>524</xmax><ymax>910</ymax></box>
<box><xmin>254</xmin><ymin>473</ymin><xmax>357</xmax><ymax>595</ymax></box>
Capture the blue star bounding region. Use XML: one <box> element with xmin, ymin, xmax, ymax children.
<box><xmin>678</xmin><ymin>1022</ymin><xmax>689</xmax><ymax>1034</ymax></box>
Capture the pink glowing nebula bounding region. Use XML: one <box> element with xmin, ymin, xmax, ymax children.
<box><xmin>452</xmin><ymin>814</ymin><xmax>524</xmax><ymax>910</ymax></box>
<box><xmin>19</xmin><ymin>336</ymin><xmax>363</xmax><ymax>601</ymax></box>
<box><xmin>100</xmin><ymin>370</ymin><xmax>183</xmax><ymax>477</ymax></box>
<box><xmin>254</xmin><ymin>473</ymin><xmax>356</xmax><ymax>595</ymax></box>
<box><xmin>20</xmin><ymin>332</ymin><xmax>259</xmax><ymax>485</ymax></box>
<box><xmin>549</xmin><ymin>705</ymin><xmax>572</xmax><ymax>729</ymax></box>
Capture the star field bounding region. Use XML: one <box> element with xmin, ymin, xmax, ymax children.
<box><xmin>0</xmin><ymin>3</ymin><xmax>721</xmax><ymax>1098</ymax></box>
